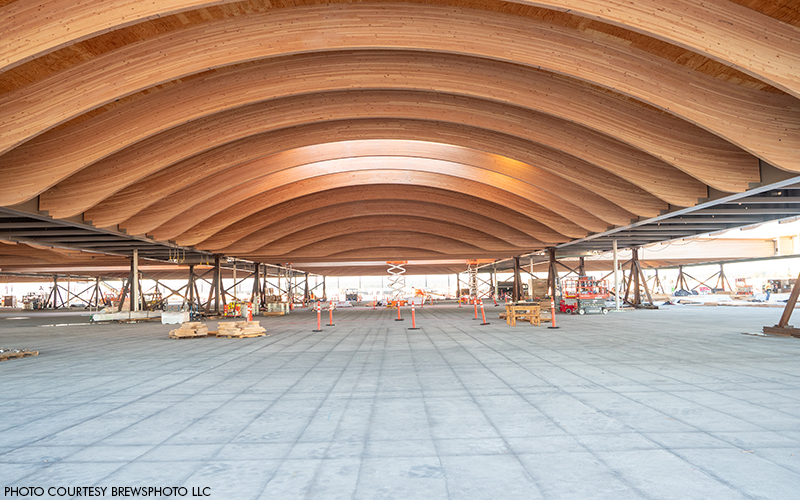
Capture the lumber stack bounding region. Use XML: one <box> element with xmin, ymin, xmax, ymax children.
<box><xmin>0</xmin><ymin>348</ymin><xmax>39</xmax><ymax>361</ymax></box>
<box><xmin>168</xmin><ymin>322</ymin><xmax>209</xmax><ymax>339</ymax></box>
<box><xmin>215</xmin><ymin>321</ymin><xmax>267</xmax><ymax>338</ymax></box>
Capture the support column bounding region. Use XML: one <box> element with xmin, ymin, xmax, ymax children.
<box><xmin>322</xmin><ymin>276</ymin><xmax>327</xmax><ymax>302</ymax></box>
<box><xmin>513</xmin><ymin>256</ymin><xmax>522</xmax><ymax>302</ymax></box>
<box><xmin>632</xmin><ymin>247</ymin><xmax>641</xmax><ymax>307</ymax></box>
<box><xmin>52</xmin><ymin>275</ymin><xmax>61</xmax><ymax>308</ymax></box>
<box><xmin>131</xmin><ymin>249</ymin><xmax>139</xmax><ymax>312</ymax></box>
<box><xmin>613</xmin><ymin>240</ymin><xmax>620</xmax><ymax>311</ymax></box>
<box><xmin>493</xmin><ymin>264</ymin><xmax>499</xmax><ymax>300</ymax></box>
<box><xmin>579</xmin><ymin>256</ymin><xmax>586</xmax><ymax>277</ymax></box>
<box><xmin>456</xmin><ymin>273</ymin><xmax>460</xmax><ymax>302</ymax></box>
<box><xmin>717</xmin><ymin>264</ymin><xmax>732</xmax><ymax>292</ymax></box>
<box><xmin>764</xmin><ymin>272</ymin><xmax>800</xmax><ymax>336</ymax></box>
<box><xmin>117</xmin><ymin>270</ymin><xmax>131</xmax><ymax>313</ymax></box>
<box><xmin>94</xmin><ymin>277</ymin><xmax>101</xmax><ymax>308</ymax></box>
<box><xmin>546</xmin><ymin>248</ymin><xmax>558</xmax><ymax>301</ymax></box>
<box><xmin>232</xmin><ymin>262</ymin><xmax>237</xmax><ymax>300</ymax></box>
<box><xmin>215</xmin><ymin>255</ymin><xmax>221</xmax><ymax>313</ymax></box>
<box><xmin>186</xmin><ymin>265</ymin><xmax>195</xmax><ymax>307</ymax></box>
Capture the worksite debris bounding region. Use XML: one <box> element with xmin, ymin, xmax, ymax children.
<box><xmin>168</xmin><ymin>322</ymin><xmax>209</xmax><ymax>339</ymax></box>
<box><xmin>0</xmin><ymin>347</ymin><xmax>39</xmax><ymax>361</ymax></box>
<box><xmin>213</xmin><ymin>321</ymin><xmax>267</xmax><ymax>338</ymax></box>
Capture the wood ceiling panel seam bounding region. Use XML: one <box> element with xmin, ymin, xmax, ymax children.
<box><xmin>0</xmin><ymin>5</ymin><xmax>794</xmax><ymax>176</ymax></box>
<box><xmin>1</xmin><ymin>51</ymin><xmax>752</xmax><ymax>201</ymax></box>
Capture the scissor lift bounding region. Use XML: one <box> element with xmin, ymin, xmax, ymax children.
<box><xmin>560</xmin><ymin>277</ymin><xmax>610</xmax><ymax>315</ymax></box>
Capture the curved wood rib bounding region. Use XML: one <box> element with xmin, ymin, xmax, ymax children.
<box><xmin>246</xmin><ymin>247</ymin><xmax>507</xmax><ymax>262</ymax></box>
<box><xmin>86</xmin><ymin>120</ymin><xmax>667</xmax><ymax>228</ymax></box>
<box><xmin>195</xmin><ymin>185</ymin><xmax>570</xmax><ymax>248</ymax></box>
<box><xmin>239</xmin><ymin>231</ymin><xmax>503</xmax><ymax>259</ymax></box>
<box><xmin>5</xmin><ymin>50</ymin><xmax>753</xmax><ymax>203</ymax></box>
<box><xmin>0</xmin><ymin>5</ymin><xmax>795</xmax><ymax>173</ymax></box>
<box><xmin>80</xmin><ymin>140</ymin><xmax>635</xmax><ymax>232</ymax></box>
<box><xmin>141</xmin><ymin>171</ymin><xmax>589</xmax><ymax>246</ymax></box>
<box><xmin>38</xmin><ymin>90</ymin><xmax>704</xmax><ymax>217</ymax></box>
<box><xmin>136</xmin><ymin>158</ymin><xmax>606</xmax><ymax>243</ymax></box>
<box><xmin>209</xmin><ymin>200</ymin><xmax>545</xmax><ymax>253</ymax></box>
<box><xmin>2</xmin><ymin>0</ymin><xmax>796</xmax><ymax>97</ymax></box>
<box><xmin>245</xmin><ymin>216</ymin><xmax>528</xmax><ymax>255</ymax></box>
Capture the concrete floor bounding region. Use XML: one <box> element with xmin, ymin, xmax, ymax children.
<box><xmin>1</xmin><ymin>304</ymin><xmax>799</xmax><ymax>499</ymax></box>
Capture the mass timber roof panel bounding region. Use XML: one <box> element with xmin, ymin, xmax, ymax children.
<box><xmin>83</xmin><ymin>126</ymin><xmax>667</xmax><ymax>229</ymax></box>
<box><xmin>1</xmin><ymin>0</ymin><xmax>795</xmax><ymax>92</ymax></box>
<box><xmin>1</xmin><ymin>5</ymin><xmax>797</xmax><ymax>168</ymax></box>
<box><xmin>0</xmin><ymin>0</ymin><xmax>798</xmax><ymax>267</ymax></box>
<box><xmin>3</xmin><ymin>51</ymin><xmax>753</xmax><ymax>205</ymax></box>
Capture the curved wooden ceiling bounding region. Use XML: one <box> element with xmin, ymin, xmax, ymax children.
<box><xmin>1</xmin><ymin>0</ymin><xmax>797</xmax><ymax>265</ymax></box>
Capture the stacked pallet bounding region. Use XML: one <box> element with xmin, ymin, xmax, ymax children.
<box><xmin>0</xmin><ymin>347</ymin><xmax>39</xmax><ymax>362</ymax></box>
<box><xmin>215</xmin><ymin>321</ymin><xmax>267</xmax><ymax>338</ymax></box>
<box><xmin>168</xmin><ymin>322</ymin><xmax>209</xmax><ymax>339</ymax></box>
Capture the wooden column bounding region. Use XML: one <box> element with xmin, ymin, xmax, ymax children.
<box><xmin>546</xmin><ymin>248</ymin><xmax>558</xmax><ymax>300</ymax></box>
<box><xmin>186</xmin><ymin>265</ymin><xmax>195</xmax><ymax>307</ymax></box>
<box><xmin>613</xmin><ymin>240</ymin><xmax>620</xmax><ymax>311</ymax></box>
<box><xmin>493</xmin><ymin>264</ymin><xmax>499</xmax><ymax>300</ymax></box>
<box><xmin>764</xmin><ymin>272</ymin><xmax>800</xmax><ymax>337</ymax></box>
<box><xmin>131</xmin><ymin>249</ymin><xmax>139</xmax><ymax>312</ymax></box>
<box><xmin>512</xmin><ymin>256</ymin><xmax>521</xmax><ymax>302</ymax></box>
<box><xmin>214</xmin><ymin>255</ymin><xmax>221</xmax><ymax>313</ymax></box>
<box><xmin>251</xmin><ymin>263</ymin><xmax>261</xmax><ymax>305</ymax></box>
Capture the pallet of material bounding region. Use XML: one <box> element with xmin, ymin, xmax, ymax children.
<box><xmin>213</xmin><ymin>321</ymin><xmax>267</xmax><ymax>338</ymax></box>
<box><xmin>169</xmin><ymin>322</ymin><xmax>209</xmax><ymax>339</ymax></box>
<box><xmin>0</xmin><ymin>348</ymin><xmax>39</xmax><ymax>361</ymax></box>
<box><xmin>261</xmin><ymin>311</ymin><xmax>286</xmax><ymax>316</ymax></box>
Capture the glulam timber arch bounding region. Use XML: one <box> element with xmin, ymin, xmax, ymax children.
<box><xmin>211</xmin><ymin>201</ymin><xmax>545</xmax><ymax>254</ymax></box>
<box><xmin>138</xmin><ymin>160</ymin><xmax>602</xmax><ymax>245</ymax></box>
<box><xmin>148</xmin><ymin>170</ymin><xmax>595</xmax><ymax>246</ymax></box>
<box><xmin>197</xmin><ymin>185</ymin><xmax>571</xmax><ymax>250</ymax></box>
<box><xmin>84</xmin><ymin>140</ymin><xmax>637</xmax><ymax>232</ymax></box>
<box><xmin>4</xmin><ymin>50</ymin><xmax>754</xmax><ymax>206</ymax></box>
<box><xmin>0</xmin><ymin>3</ymin><xmax>797</xmax><ymax>173</ymax></box>
<box><xmin>244</xmin><ymin>216</ymin><xmax>530</xmax><ymax>255</ymax></box>
<box><xmin>1</xmin><ymin>0</ymin><xmax>798</xmax><ymax>264</ymax></box>
<box><xmin>84</xmin><ymin>121</ymin><xmax>668</xmax><ymax>228</ymax></box>
<box><xmin>4</xmin><ymin>0</ymin><xmax>796</xmax><ymax>98</ymax></box>
<box><xmin>240</xmin><ymin>230</ymin><xmax>510</xmax><ymax>260</ymax></box>
<box><xmin>37</xmin><ymin>90</ymin><xmax>706</xmax><ymax>220</ymax></box>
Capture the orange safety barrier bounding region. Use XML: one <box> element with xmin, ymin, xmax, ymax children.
<box><xmin>327</xmin><ymin>301</ymin><xmax>335</xmax><ymax>327</ymax></box>
<box><xmin>479</xmin><ymin>299</ymin><xmax>490</xmax><ymax>325</ymax></box>
<box><xmin>547</xmin><ymin>297</ymin><xmax>560</xmax><ymax>330</ymax></box>
<box><xmin>409</xmin><ymin>301</ymin><xmax>420</xmax><ymax>330</ymax></box>
<box><xmin>313</xmin><ymin>301</ymin><xmax>322</xmax><ymax>332</ymax></box>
